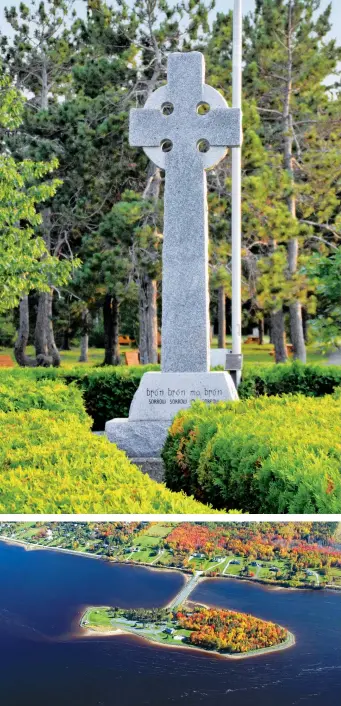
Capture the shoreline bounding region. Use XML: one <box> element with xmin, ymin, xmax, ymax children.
<box><xmin>1</xmin><ymin>536</ymin><xmax>340</xmax><ymax>593</ymax></box>
<box><xmin>79</xmin><ymin>607</ymin><xmax>296</xmax><ymax>660</ymax></box>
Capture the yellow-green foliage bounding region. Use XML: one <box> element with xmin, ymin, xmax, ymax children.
<box><xmin>0</xmin><ymin>376</ymin><xmax>86</xmax><ymax>418</ymax></box>
<box><xmin>162</xmin><ymin>393</ymin><xmax>341</xmax><ymax>514</ymax></box>
<box><xmin>0</xmin><ymin>374</ymin><xmax>219</xmax><ymax>513</ymax></box>
<box><xmin>0</xmin><ymin>409</ymin><xmax>218</xmax><ymax>513</ymax></box>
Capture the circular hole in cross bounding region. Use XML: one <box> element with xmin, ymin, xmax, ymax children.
<box><xmin>197</xmin><ymin>139</ymin><xmax>210</xmax><ymax>153</ymax></box>
<box><xmin>197</xmin><ymin>102</ymin><xmax>210</xmax><ymax>115</ymax></box>
<box><xmin>161</xmin><ymin>102</ymin><xmax>174</xmax><ymax>116</ymax></box>
<box><xmin>161</xmin><ymin>139</ymin><xmax>173</xmax><ymax>152</ymax></box>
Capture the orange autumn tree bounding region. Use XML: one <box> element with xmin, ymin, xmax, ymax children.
<box><xmin>176</xmin><ymin>607</ymin><xmax>288</xmax><ymax>654</ymax></box>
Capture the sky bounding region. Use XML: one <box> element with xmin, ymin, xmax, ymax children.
<box><xmin>1</xmin><ymin>0</ymin><xmax>340</xmax><ymax>43</ymax></box>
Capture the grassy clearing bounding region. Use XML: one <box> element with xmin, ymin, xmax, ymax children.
<box><xmin>0</xmin><ymin>339</ymin><xmax>329</xmax><ymax>369</ymax></box>
<box><xmin>143</xmin><ymin>524</ymin><xmax>175</xmax><ymax>537</ymax></box>
<box><xmin>85</xmin><ymin>608</ymin><xmax>112</xmax><ymax>627</ymax></box>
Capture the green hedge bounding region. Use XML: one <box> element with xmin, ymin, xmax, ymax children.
<box><xmin>239</xmin><ymin>361</ymin><xmax>341</xmax><ymax>400</ymax></box>
<box><xmin>162</xmin><ymin>392</ymin><xmax>341</xmax><ymax>514</ymax></box>
<box><xmin>2</xmin><ymin>361</ymin><xmax>341</xmax><ymax>430</ymax></box>
<box><xmin>0</xmin><ymin>365</ymin><xmax>158</xmax><ymax>430</ymax></box>
<box><xmin>0</xmin><ymin>376</ymin><xmax>86</xmax><ymax>419</ymax></box>
<box><xmin>0</xmin><ymin>409</ymin><xmax>219</xmax><ymax>513</ymax></box>
<box><xmin>0</xmin><ymin>373</ymin><xmax>217</xmax><ymax>513</ymax></box>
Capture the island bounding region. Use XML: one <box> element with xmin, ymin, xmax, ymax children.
<box><xmin>80</xmin><ymin>603</ymin><xmax>294</xmax><ymax>659</ymax></box>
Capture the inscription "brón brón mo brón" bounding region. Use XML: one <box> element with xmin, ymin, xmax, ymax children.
<box><xmin>146</xmin><ymin>387</ymin><xmax>224</xmax><ymax>405</ymax></box>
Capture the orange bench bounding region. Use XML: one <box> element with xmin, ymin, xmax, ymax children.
<box><xmin>244</xmin><ymin>336</ymin><xmax>260</xmax><ymax>345</ymax></box>
<box><xmin>124</xmin><ymin>350</ymin><xmax>140</xmax><ymax>366</ymax></box>
<box><xmin>119</xmin><ymin>335</ymin><xmax>136</xmax><ymax>345</ymax></box>
<box><xmin>0</xmin><ymin>355</ymin><xmax>15</xmax><ymax>368</ymax></box>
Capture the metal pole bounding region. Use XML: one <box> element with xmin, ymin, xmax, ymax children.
<box><xmin>231</xmin><ymin>0</ymin><xmax>243</xmax><ymax>388</ymax></box>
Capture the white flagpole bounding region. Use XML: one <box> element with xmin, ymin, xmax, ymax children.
<box><xmin>231</xmin><ymin>0</ymin><xmax>243</xmax><ymax>387</ymax></box>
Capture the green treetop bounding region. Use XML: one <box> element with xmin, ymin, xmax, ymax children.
<box><xmin>0</xmin><ymin>68</ymin><xmax>73</xmax><ymax>313</ymax></box>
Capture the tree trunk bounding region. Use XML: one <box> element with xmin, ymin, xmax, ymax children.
<box><xmin>258</xmin><ymin>318</ymin><xmax>264</xmax><ymax>345</ymax></box>
<box><xmin>138</xmin><ymin>161</ymin><xmax>161</xmax><ymax>363</ymax></box>
<box><xmin>269</xmin><ymin>318</ymin><xmax>273</xmax><ymax>344</ymax></box>
<box><xmin>14</xmin><ymin>296</ymin><xmax>36</xmax><ymax>367</ymax></box>
<box><xmin>283</xmin><ymin>0</ymin><xmax>306</xmax><ymax>362</ymax></box>
<box><xmin>79</xmin><ymin>334</ymin><xmax>89</xmax><ymax>363</ymax></box>
<box><xmin>79</xmin><ymin>307</ymin><xmax>90</xmax><ymax>363</ymax></box>
<box><xmin>103</xmin><ymin>294</ymin><xmax>120</xmax><ymax>366</ymax></box>
<box><xmin>139</xmin><ymin>275</ymin><xmax>158</xmax><ymax>364</ymax></box>
<box><xmin>289</xmin><ymin>300</ymin><xmax>306</xmax><ymax>362</ymax></box>
<box><xmin>62</xmin><ymin>330</ymin><xmax>71</xmax><ymax>351</ymax></box>
<box><xmin>271</xmin><ymin>309</ymin><xmax>288</xmax><ymax>363</ymax></box>
<box><xmin>47</xmin><ymin>289</ymin><xmax>60</xmax><ymax>367</ymax></box>
<box><xmin>35</xmin><ymin>208</ymin><xmax>57</xmax><ymax>366</ymax></box>
<box><xmin>218</xmin><ymin>286</ymin><xmax>226</xmax><ymax>348</ymax></box>
<box><xmin>35</xmin><ymin>291</ymin><xmax>51</xmax><ymax>366</ymax></box>
<box><xmin>302</xmin><ymin>307</ymin><xmax>308</xmax><ymax>344</ymax></box>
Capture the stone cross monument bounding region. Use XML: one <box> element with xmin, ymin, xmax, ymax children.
<box><xmin>106</xmin><ymin>52</ymin><xmax>242</xmax><ymax>457</ymax></box>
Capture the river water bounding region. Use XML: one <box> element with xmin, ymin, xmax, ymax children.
<box><xmin>0</xmin><ymin>540</ymin><xmax>340</xmax><ymax>706</ymax></box>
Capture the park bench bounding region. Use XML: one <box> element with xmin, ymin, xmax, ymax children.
<box><xmin>0</xmin><ymin>354</ymin><xmax>15</xmax><ymax>367</ymax></box>
<box><xmin>119</xmin><ymin>335</ymin><xmax>135</xmax><ymax>345</ymax></box>
<box><xmin>244</xmin><ymin>336</ymin><xmax>260</xmax><ymax>344</ymax></box>
<box><xmin>124</xmin><ymin>350</ymin><xmax>140</xmax><ymax>366</ymax></box>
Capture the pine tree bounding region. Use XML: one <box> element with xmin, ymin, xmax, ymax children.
<box><xmin>243</xmin><ymin>0</ymin><xmax>341</xmax><ymax>361</ymax></box>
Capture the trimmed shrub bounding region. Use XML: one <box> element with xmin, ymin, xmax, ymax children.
<box><xmin>0</xmin><ymin>409</ymin><xmax>219</xmax><ymax>513</ymax></box>
<box><xmin>0</xmin><ymin>365</ymin><xmax>158</xmax><ymax>430</ymax></box>
<box><xmin>2</xmin><ymin>361</ymin><xmax>341</xmax><ymax>429</ymax></box>
<box><xmin>0</xmin><ymin>376</ymin><xmax>86</xmax><ymax>419</ymax></box>
<box><xmin>62</xmin><ymin>366</ymin><xmax>158</xmax><ymax>430</ymax></box>
<box><xmin>239</xmin><ymin>361</ymin><xmax>341</xmax><ymax>400</ymax></box>
<box><xmin>162</xmin><ymin>393</ymin><xmax>341</xmax><ymax>514</ymax></box>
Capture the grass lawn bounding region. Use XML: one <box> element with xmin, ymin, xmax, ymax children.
<box><xmin>328</xmin><ymin>567</ymin><xmax>341</xmax><ymax>585</ymax></box>
<box><xmin>0</xmin><ymin>339</ymin><xmax>331</xmax><ymax>368</ymax></box>
<box><xmin>222</xmin><ymin>557</ymin><xmax>246</xmax><ymax>575</ymax></box>
<box><xmin>128</xmin><ymin>548</ymin><xmax>157</xmax><ymax>563</ymax></box>
<box><xmin>142</xmin><ymin>524</ymin><xmax>174</xmax><ymax>538</ymax></box>
<box><xmin>155</xmin><ymin>550</ymin><xmax>176</xmax><ymax>565</ymax></box>
<box><xmin>132</xmin><ymin>534</ymin><xmax>161</xmax><ymax>548</ymax></box>
<box><xmin>85</xmin><ymin>608</ymin><xmax>112</xmax><ymax>627</ymax></box>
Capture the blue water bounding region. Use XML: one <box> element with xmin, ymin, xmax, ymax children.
<box><xmin>0</xmin><ymin>540</ymin><xmax>340</xmax><ymax>706</ymax></box>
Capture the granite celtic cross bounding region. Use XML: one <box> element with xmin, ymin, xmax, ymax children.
<box><xmin>130</xmin><ymin>51</ymin><xmax>242</xmax><ymax>373</ymax></box>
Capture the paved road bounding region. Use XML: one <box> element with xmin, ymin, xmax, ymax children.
<box><xmin>150</xmin><ymin>549</ymin><xmax>165</xmax><ymax>565</ymax></box>
<box><xmin>167</xmin><ymin>571</ymin><xmax>203</xmax><ymax>609</ymax></box>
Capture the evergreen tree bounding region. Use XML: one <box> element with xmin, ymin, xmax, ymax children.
<box><xmin>243</xmin><ymin>0</ymin><xmax>341</xmax><ymax>361</ymax></box>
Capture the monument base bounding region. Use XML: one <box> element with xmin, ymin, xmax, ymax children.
<box><xmin>106</xmin><ymin>418</ymin><xmax>171</xmax><ymax>458</ymax></box>
<box><xmin>105</xmin><ymin>371</ymin><xmax>238</xmax><ymax>458</ymax></box>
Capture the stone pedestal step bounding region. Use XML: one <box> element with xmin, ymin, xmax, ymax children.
<box><xmin>131</xmin><ymin>458</ymin><xmax>165</xmax><ymax>483</ymax></box>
